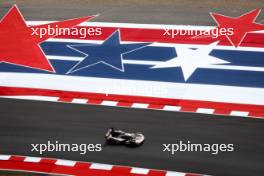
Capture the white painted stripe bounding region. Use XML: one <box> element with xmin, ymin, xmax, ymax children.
<box><xmin>55</xmin><ymin>159</ymin><xmax>76</xmax><ymax>166</ymax></box>
<box><xmin>1</xmin><ymin>73</ymin><xmax>264</xmax><ymax>106</ymax></box>
<box><xmin>0</xmin><ymin>155</ymin><xmax>11</xmax><ymax>160</ymax></box>
<box><xmin>163</xmin><ymin>105</ymin><xmax>181</xmax><ymax>111</ymax></box>
<box><xmin>47</xmin><ymin>55</ymin><xmax>82</xmax><ymax>61</ymax></box>
<box><xmin>27</xmin><ymin>21</ymin><xmax>216</xmax><ymax>30</ymax></box>
<box><xmin>132</xmin><ymin>103</ymin><xmax>149</xmax><ymax>109</ymax></box>
<box><xmin>89</xmin><ymin>163</ymin><xmax>113</xmax><ymax>170</ymax></box>
<box><xmin>124</xmin><ymin>60</ymin><xmax>164</xmax><ymax>65</ymax></box>
<box><xmin>72</xmin><ymin>98</ymin><xmax>88</xmax><ymax>104</ymax></box>
<box><xmin>197</xmin><ymin>108</ymin><xmax>215</xmax><ymax>114</ymax></box>
<box><xmin>230</xmin><ymin>111</ymin><xmax>249</xmax><ymax>117</ymax></box>
<box><xmin>205</xmin><ymin>65</ymin><xmax>264</xmax><ymax>72</ymax></box>
<box><xmin>130</xmin><ymin>167</ymin><xmax>149</xmax><ymax>174</ymax></box>
<box><xmin>101</xmin><ymin>100</ymin><xmax>118</xmax><ymax>106</ymax></box>
<box><xmin>0</xmin><ymin>95</ymin><xmax>59</xmax><ymax>102</ymax></box>
<box><xmin>46</xmin><ymin>55</ymin><xmax>169</xmax><ymax>66</ymax></box>
<box><xmin>24</xmin><ymin>157</ymin><xmax>41</xmax><ymax>162</ymax></box>
<box><xmin>165</xmin><ymin>171</ymin><xmax>185</xmax><ymax>176</ymax></box>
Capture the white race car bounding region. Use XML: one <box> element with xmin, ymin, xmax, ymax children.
<box><xmin>105</xmin><ymin>128</ymin><xmax>145</xmax><ymax>146</ymax></box>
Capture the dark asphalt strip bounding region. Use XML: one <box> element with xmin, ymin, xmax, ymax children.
<box><xmin>1</xmin><ymin>0</ymin><xmax>264</xmax><ymax>25</ymax></box>
<box><xmin>0</xmin><ymin>98</ymin><xmax>263</xmax><ymax>176</ymax></box>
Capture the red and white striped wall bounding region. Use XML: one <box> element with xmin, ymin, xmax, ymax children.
<box><xmin>0</xmin><ymin>154</ymin><xmax>207</xmax><ymax>176</ymax></box>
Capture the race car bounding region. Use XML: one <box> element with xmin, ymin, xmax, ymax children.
<box><xmin>105</xmin><ymin>128</ymin><xmax>145</xmax><ymax>146</ymax></box>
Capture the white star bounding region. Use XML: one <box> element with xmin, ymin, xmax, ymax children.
<box><xmin>151</xmin><ymin>42</ymin><xmax>230</xmax><ymax>81</ymax></box>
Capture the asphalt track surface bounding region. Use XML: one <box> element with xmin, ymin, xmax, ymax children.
<box><xmin>0</xmin><ymin>98</ymin><xmax>264</xmax><ymax>176</ymax></box>
<box><xmin>1</xmin><ymin>0</ymin><xmax>264</xmax><ymax>25</ymax></box>
<box><xmin>1</xmin><ymin>1</ymin><xmax>264</xmax><ymax>176</ymax></box>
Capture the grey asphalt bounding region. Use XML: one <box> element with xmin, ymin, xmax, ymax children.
<box><xmin>0</xmin><ymin>0</ymin><xmax>264</xmax><ymax>25</ymax></box>
<box><xmin>0</xmin><ymin>98</ymin><xmax>264</xmax><ymax>176</ymax></box>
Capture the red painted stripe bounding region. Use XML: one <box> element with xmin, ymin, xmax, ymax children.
<box><xmin>248</xmin><ymin>112</ymin><xmax>264</xmax><ymax>118</ymax></box>
<box><xmin>213</xmin><ymin>109</ymin><xmax>231</xmax><ymax>115</ymax></box>
<box><xmin>74</xmin><ymin>162</ymin><xmax>92</xmax><ymax>168</ymax></box>
<box><xmin>185</xmin><ymin>173</ymin><xmax>202</xmax><ymax>176</ymax></box>
<box><xmin>148</xmin><ymin>104</ymin><xmax>165</xmax><ymax>109</ymax></box>
<box><xmin>52</xmin><ymin>165</ymin><xmax>76</xmax><ymax>175</ymax></box>
<box><xmin>0</xmin><ymin>160</ymin><xmax>56</xmax><ymax>174</ymax></box>
<box><xmin>40</xmin><ymin>158</ymin><xmax>57</xmax><ymax>164</ymax></box>
<box><xmin>112</xmin><ymin>166</ymin><xmax>132</xmax><ymax>173</ymax></box>
<box><xmin>55</xmin><ymin>26</ymin><xmax>264</xmax><ymax>48</ymax></box>
<box><xmin>117</xmin><ymin>101</ymin><xmax>134</xmax><ymax>107</ymax></box>
<box><xmin>88</xmin><ymin>99</ymin><xmax>103</xmax><ymax>105</ymax></box>
<box><xmin>148</xmin><ymin>170</ymin><xmax>167</xmax><ymax>176</ymax></box>
<box><xmin>1</xmin><ymin>86</ymin><xmax>264</xmax><ymax>117</ymax></box>
<box><xmin>180</xmin><ymin>106</ymin><xmax>198</xmax><ymax>112</ymax></box>
<box><xmin>9</xmin><ymin>156</ymin><xmax>25</xmax><ymax>161</ymax></box>
<box><xmin>58</xmin><ymin>97</ymin><xmax>73</xmax><ymax>102</ymax></box>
